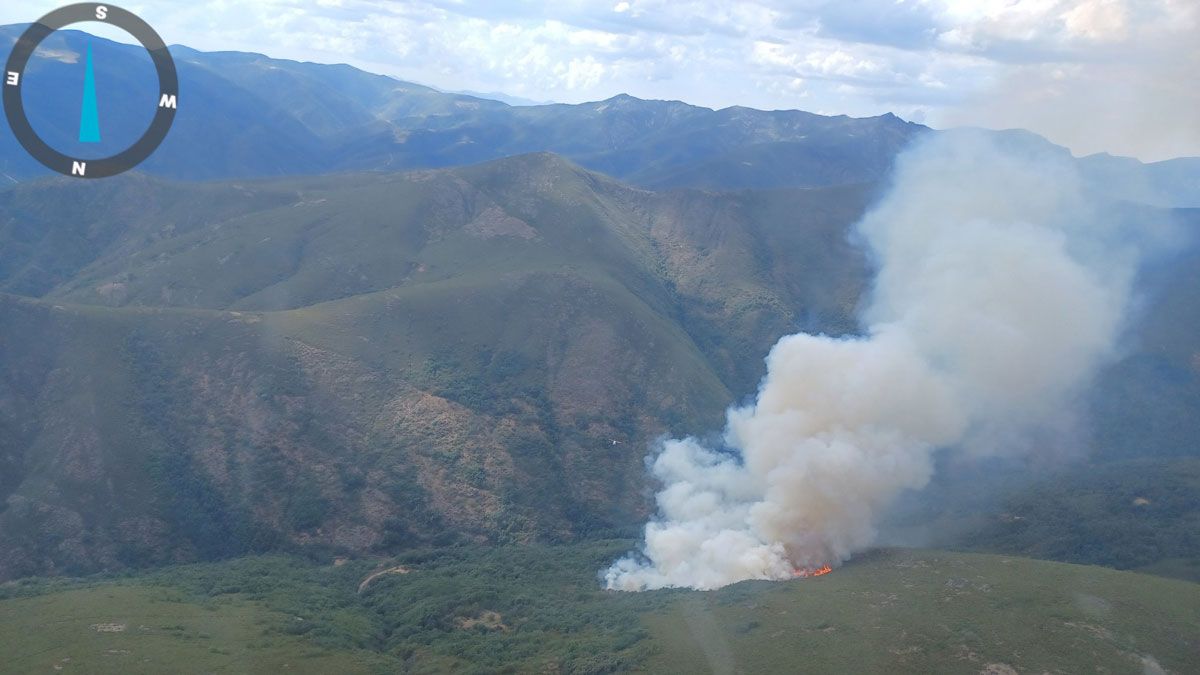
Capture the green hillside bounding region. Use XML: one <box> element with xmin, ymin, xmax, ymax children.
<box><xmin>958</xmin><ymin>458</ymin><xmax>1200</xmax><ymax>579</ymax></box>
<box><xmin>0</xmin><ymin>274</ymin><xmax>728</xmax><ymax>578</ymax></box>
<box><xmin>1</xmin><ymin>155</ymin><xmax>1197</xmax><ymax>583</ymax></box>
<box><xmin>1</xmin><ymin>17</ymin><xmax>1197</xmax><ymax>675</ymax></box>
<box><xmin>0</xmin><ymin>155</ymin><xmax>873</xmax><ymax>580</ymax></box>
<box><xmin>2</xmin><ymin>545</ymin><xmax>1196</xmax><ymax>674</ymax></box>
<box><xmin>643</xmin><ymin>548</ymin><xmax>1200</xmax><ymax>675</ymax></box>
<box><xmin>0</xmin><ymin>585</ymin><xmax>387</xmax><ymax>674</ymax></box>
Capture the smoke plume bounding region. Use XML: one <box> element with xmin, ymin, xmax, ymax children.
<box><xmin>605</xmin><ymin>131</ymin><xmax>1146</xmax><ymax>591</ymax></box>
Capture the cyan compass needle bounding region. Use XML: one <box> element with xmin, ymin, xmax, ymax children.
<box><xmin>79</xmin><ymin>42</ymin><xmax>100</xmax><ymax>143</ymax></box>
<box><xmin>5</xmin><ymin>5</ymin><xmax>177</xmax><ymax>177</ymax></box>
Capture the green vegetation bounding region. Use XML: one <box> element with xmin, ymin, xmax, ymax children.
<box><xmin>0</xmin><ymin>153</ymin><xmax>1196</xmax><ymax>591</ymax></box>
<box><xmin>0</xmin><ymin>585</ymin><xmax>388</xmax><ymax>674</ymax></box>
<box><xmin>2</xmin><ymin>545</ymin><xmax>1197</xmax><ymax>674</ymax></box>
<box><xmin>643</xmin><ymin>548</ymin><xmax>1200</xmax><ymax>675</ymax></box>
<box><xmin>0</xmin><ymin>542</ymin><xmax>665</xmax><ymax>674</ymax></box>
<box><xmin>2</xmin><ymin>33</ymin><xmax>1197</xmax><ymax>674</ymax></box>
<box><xmin>959</xmin><ymin>458</ymin><xmax>1200</xmax><ymax>579</ymax></box>
<box><xmin>0</xmin><ymin>157</ymin><xmax>870</xmax><ymax>579</ymax></box>
<box><xmin>139</xmin><ymin>541</ymin><xmax>664</xmax><ymax>673</ymax></box>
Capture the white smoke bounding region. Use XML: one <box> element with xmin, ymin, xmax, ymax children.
<box><xmin>606</xmin><ymin>131</ymin><xmax>1145</xmax><ymax>591</ymax></box>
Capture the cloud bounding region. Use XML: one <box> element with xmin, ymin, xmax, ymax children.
<box><xmin>942</xmin><ymin>0</ymin><xmax>1200</xmax><ymax>161</ymax></box>
<box><xmin>784</xmin><ymin>0</ymin><xmax>941</xmax><ymax>50</ymax></box>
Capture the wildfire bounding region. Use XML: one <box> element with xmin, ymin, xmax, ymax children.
<box><xmin>792</xmin><ymin>565</ymin><xmax>833</xmax><ymax>578</ymax></box>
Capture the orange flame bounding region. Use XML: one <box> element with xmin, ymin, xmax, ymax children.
<box><xmin>792</xmin><ymin>564</ymin><xmax>833</xmax><ymax>578</ymax></box>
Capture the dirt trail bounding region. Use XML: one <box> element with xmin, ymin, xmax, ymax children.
<box><xmin>357</xmin><ymin>565</ymin><xmax>412</xmax><ymax>594</ymax></box>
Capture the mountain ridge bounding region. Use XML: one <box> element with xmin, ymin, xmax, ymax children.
<box><xmin>1</xmin><ymin>153</ymin><xmax>1197</xmax><ymax>581</ymax></box>
<box><xmin>0</xmin><ymin>24</ymin><xmax>918</xmax><ymax>188</ymax></box>
<box><xmin>5</xmin><ymin>24</ymin><xmax>1197</xmax><ymax>207</ymax></box>
<box><xmin>0</xmin><ymin>154</ymin><xmax>874</xmax><ymax>579</ymax></box>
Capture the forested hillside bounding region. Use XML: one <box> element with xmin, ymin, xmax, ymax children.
<box><xmin>1</xmin><ymin>155</ymin><xmax>1197</xmax><ymax>580</ymax></box>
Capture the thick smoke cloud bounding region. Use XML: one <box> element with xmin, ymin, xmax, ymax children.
<box><xmin>605</xmin><ymin>131</ymin><xmax>1143</xmax><ymax>591</ymax></box>
<box><xmin>945</xmin><ymin>0</ymin><xmax>1200</xmax><ymax>161</ymax></box>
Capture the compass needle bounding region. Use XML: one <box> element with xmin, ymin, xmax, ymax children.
<box><xmin>79</xmin><ymin>42</ymin><xmax>101</xmax><ymax>143</ymax></box>
<box><xmin>5</xmin><ymin>4</ymin><xmax>177</xmax><ymax>178</ymax></box>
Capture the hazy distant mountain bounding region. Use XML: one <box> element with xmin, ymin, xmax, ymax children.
<box><xmin>1</xmin><ymin>26</ymin><xmax>921</xmax><ymax>189</ymax></box>
<box><xmin>450</xmin><ymin>89</ymin><xmax>554</xmax><ymax>106</ymax></box>
<box><xmin>1079</xmin><ymin>153</ymin><xmax>1200</xmax><ymax>208</ymax></box>
<box><xmin>4</xmin><ymin>25</ymin><xmax>1197</xmax><ymax>204</ymax></box>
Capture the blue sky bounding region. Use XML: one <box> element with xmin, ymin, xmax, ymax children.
<box><xmin>3</xmin><ymin>0</ymin><xmax>1196</xmax><ymax>160</ymax></box>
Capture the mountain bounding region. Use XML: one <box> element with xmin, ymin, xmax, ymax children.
<box><xmin>6</xmin><ymin>25</ymin><xmax>1198</xmax><ymax>204</ymax></box>
<box><xmin>2</xmin><ymin>18</ymin><xmax>1198</xmax><ymax>675</ymax></box>
<box><xmin>957</xmin><ymin>458</ymin><xmax>1200</xmax><ymax>576</ymax></box>
<box><xmin>1</xmin><ymin>21</ymin><xmax>1198</xmax><ymax>594</ymax></box>
<box><xmin>1079</xmin><ymin>153</ymin><xmax>1200</xmax><ymax>208</ymax></box>
<box><xmin>450</xmin><ymin>89</ymin><xmax>553</xmax><ymax>106</ymax></box>
<box><xmin>0</xmin><ymin>25</ymin><xmax>922</xmax><ymax>189</ymax></box>
<box><xmin>0</xmin><ymin>155</ymin><xmax>878</xmax><ymax>579</ymax></box>
<box><xmin>0</xmin><ymin>154</ymin><xmax>1197</xmax><ymax>581</ymax></box>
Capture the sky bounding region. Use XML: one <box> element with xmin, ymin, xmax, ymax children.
<box><xmin>2</xmin><ymin>0</ymin><xmax>1197</xmax><ymax>161</ymax></box>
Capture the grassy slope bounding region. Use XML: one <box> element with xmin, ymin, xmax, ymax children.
<box><xmin>0</xmin><ymin>586</ymin><xmax>387</xmax><ymax>674</ymax></box>
<box><xmin>1</xmin><ymin>545</ymin><xmax>1196</xmax><ymax>674</ymax></box>
<box><xmin>13</xmin><ymin>157</ymin><xmax>872</xmax><ymax>393</ymax></box>
<box><xmin>0</xmin><ymin>174</ymin><xmax>297</xmax><ymax>297</ymax></box>
<box><xmin>644</xmin><ymin>549</ymin><xmax>1199</xmax><ymax>675</ymax></box>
